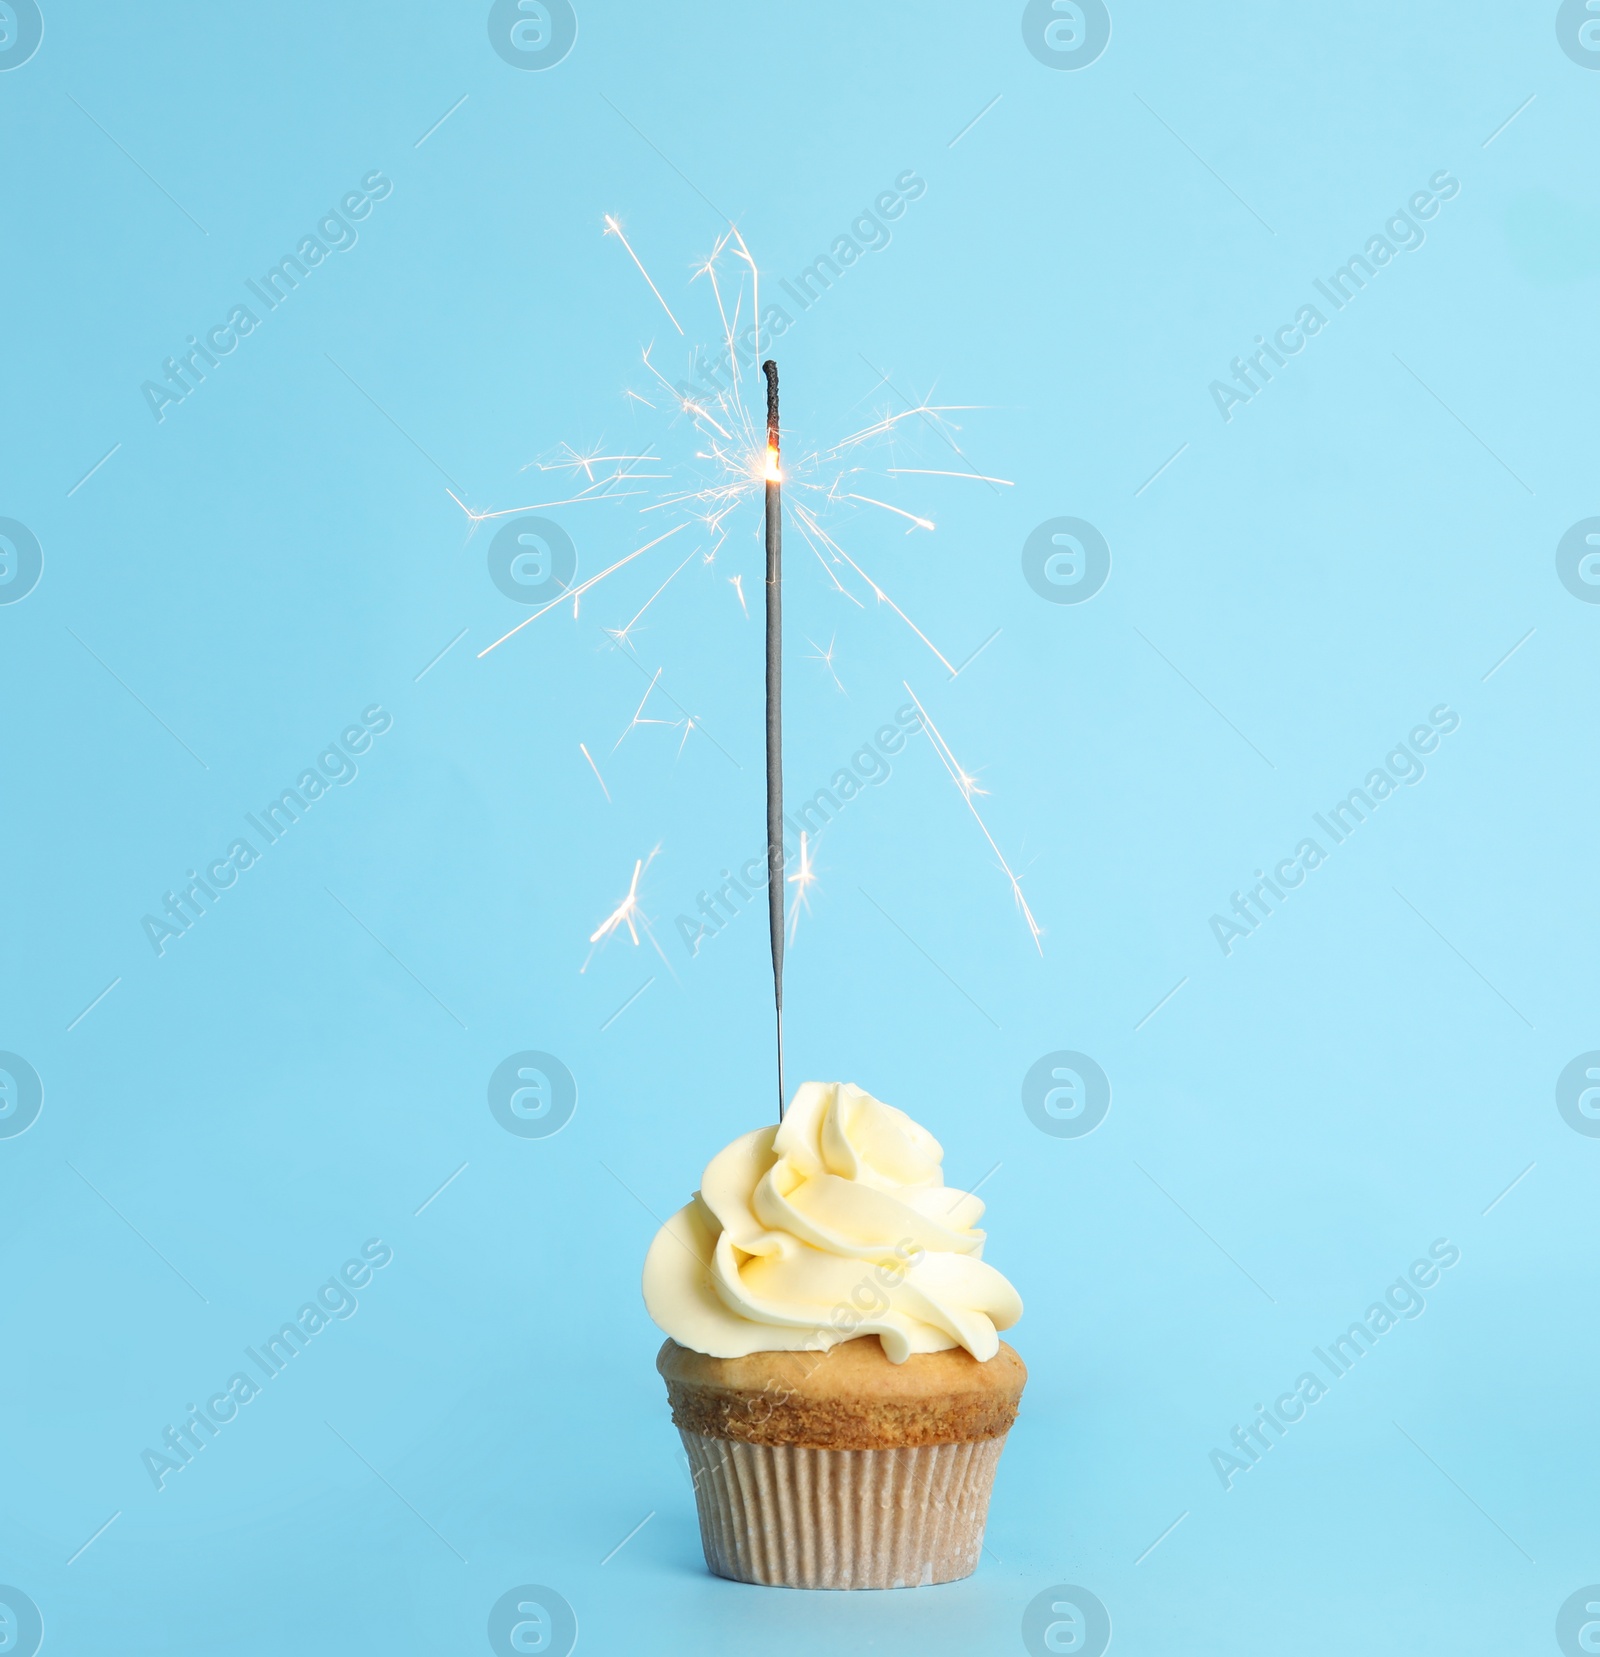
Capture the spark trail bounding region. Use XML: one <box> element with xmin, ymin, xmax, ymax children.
<box><xmin>583</xmin><ymin>848</ymin><xmax>675</xmax><ymax>978</ymax></box>
<box><xmin>902</xmin><ymin>681</ymin><xmax>1043</xmax><ymax>954</ymax></box>
<box><xmin>602</xmin><ymin>216</ymin><xmax>683</xmax><ymax>334</ymax></box>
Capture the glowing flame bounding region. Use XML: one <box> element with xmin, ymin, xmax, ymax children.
<box><xmin>764</xmin><ymin>445</ymin><xmax>781</xmax><ymax>483</ymax></box>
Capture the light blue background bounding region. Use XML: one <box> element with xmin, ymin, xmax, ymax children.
<box><xmin>3</xmin><ymin>4</ymin><xmax>1597</xmax><ymax>1652</ymax></box>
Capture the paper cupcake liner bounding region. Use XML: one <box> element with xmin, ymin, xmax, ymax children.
<box><xmin>679</xmin><ymin>1428</ymin><xmax>1006</xmax><ymax>1590</ymax></box>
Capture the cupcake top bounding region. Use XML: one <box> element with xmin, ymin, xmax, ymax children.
<box><xmin>641</xmin><ymin>1081</ymin><xmax>1022</xmax><ymax>1363</ymax></box>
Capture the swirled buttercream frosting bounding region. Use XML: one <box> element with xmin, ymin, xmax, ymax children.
<box><xmin>642</xmin><ymin>1081</ymin><xmax>1022</xmax><ymax>1363</ymax></box>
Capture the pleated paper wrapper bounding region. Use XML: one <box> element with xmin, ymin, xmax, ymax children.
<box><xmin>679</xmin><ymin>1429</ymin><xmax>1007</xmax><ymax>1590</ymax></box>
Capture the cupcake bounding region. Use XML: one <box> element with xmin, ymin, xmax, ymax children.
<box><xmin>642</xmin><ymin>1080</ymin><xmax>1023</xmax><ymax>1589</ymax></box>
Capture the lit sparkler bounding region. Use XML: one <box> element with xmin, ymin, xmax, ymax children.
<box><xmin>466</xmin><ymin>216</ymin><xmax>1029</xmax><ymax>982</ymax></box>
<box><xmin>763</xmin><ymin>359</ymin><xmax>785</xmax><ymax>1120</ymax></box>
<box><xmin>471</xmin><ymin>226</ymin><xmax>978</xmax><ymax>675</ymax></box>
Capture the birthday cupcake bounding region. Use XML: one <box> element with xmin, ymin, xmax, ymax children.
<box><xmin>643</xmin><ymin>1080</ymin><xmax>1024</xmax><ymax>1590</ymax></box>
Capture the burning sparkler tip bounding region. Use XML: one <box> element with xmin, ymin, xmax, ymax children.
<box><xmin>762</xmin><ymin>359</ymin><xmax>779</xmax><ymax>443</ymax></box>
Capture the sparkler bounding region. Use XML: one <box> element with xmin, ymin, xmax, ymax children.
<box><xmin>763</xmin><ymin>358</ymin><xmax>785</xmax><ymax>1122</ymax></box>
<box><xmin>467</xmin><ymin>219</ymin><xmax>1040</xmax><ymax>1001</ymax></box>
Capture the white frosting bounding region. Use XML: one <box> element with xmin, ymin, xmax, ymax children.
<box><xmin>641</xmin><ymin>1081</ymin><xmax>1022</xmax><ymax>1363</ymax></box>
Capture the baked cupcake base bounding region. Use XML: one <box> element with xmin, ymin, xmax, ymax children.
<box><xmin>659</xmin><ymin>1337</ymin><xmax>1025</xmax><ymax>1590</ymax></box>
<box><xmin>679</xmin><ymin>1432</ymin><xmax>1005</xmax><ymax>1589</ymax></box>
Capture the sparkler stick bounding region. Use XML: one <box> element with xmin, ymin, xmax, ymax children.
<box><xmin>762</xmin><ymin>358</ymin><xmax>785</xmax><ymax>1122</ymax></box>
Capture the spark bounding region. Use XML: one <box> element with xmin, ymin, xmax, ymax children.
<box><xmin>443</xmin><ymin>487</ymin><xmax>481</xmax><ymax>522</ymax></box>
<box><xmin>590</xmin><ymin>857</ymin><xmax>647</xmax><ymax>946</ymax></box>
<box><xmin>694</xmin><ymin>229</ymin><xmax>746</xmax><ymax>391</ymax></box>
<box><xmin>805</xmin><ymin>633</ymin><xmax>844</xmax><ymax>692</ymax></box>
<box><xmin>613</xmin><ymin>667</ymin><xmax>675</xmax><ymax>751</ymax></box>
<box><xmin>603</xmin><ymin>215</ymin><xmax>684</xmax><ymax>334</ymax></box>
<box><xmin>605</xmin><ymin>548</ymin><xmax>697</xmax><ymax>647</ymax></box>
<box><xmin>449</xmin><ymin>485</ymin><xmax>649</xmax><ymax>528</ymax></box>
<box><xmin>477</xmin><ymin>520</ymin><xmax>691</xmax><ymax>658</ymax></box>
<box><xmin>790</xmin><ymin>510</ymin><xmax>866</xmax><ymax>609</ymax></box>
<box><xmin>844</xmin><ymin>492</ymin><xmax>935</xmax><ymax>533</ymax></box>
<box><xmin>683</xmin><ymin>397</ymin><xmax>735</xmax><ymax>442</ymax></box>
<box><xmin>730</xmin><ymin>573</ymin><xmax>748</xmax><ymax>616</ymax></box>
<box><xmin>792</xmin><ymin>500</ymin><xmax>955</xmax><ymax>674</ymax></box>
<box><xmin>886</xmin><ymin>467</ymin><xmax>1015</xmax><ymax>486</ymax></box>
<box><xmin>446</xmin><ymin>460</ymin><xmax>650</xmax><ymax>528</ymax></box>
<box><xmin>639</xmin><ymin>343</ymin><xmax>685</xmax><ymax>405</ymax></box>
<box><xmin>582</xmin><ymin>848</ymin><xmax>677</xmax><ymax>977</ymax></box>
<box><xmin>824</xmin><ymin>405</ymin><xmax>984</xmax><ymax>459</ymax></box>
<box><xmin>787</xmin><ymin>831</ymin><xmax>816</xmax><ymax>944</ymax></box>
<box><xmin>535</xmin><ymin>444</ymin><xmax>659</xmax><ymax>481</ymax></box>
<box><xmin>726</xmin><ymin>225</ymin><xmax>760</xmax><ymax>378</ymax></box>
<box><xmin>608</xmin><ymin>667</ymin><xmax>708</xmax><ymax>762</ymax></box>
<box><xmin>638</xmin><ymin>345</ymin><xmax>736</xmax><ymax>440</ymax></box>
<box><xmin>902</xmin><ymin>680</ymin><xmax>1043</xmax><ymax>954</ymax></box>
<box><xmin>579</xmin><ymin>742</ymin><xmax>611</xmax><ymax>801</ymax></box>
<box><xmin>829</xmin><ymin>395</ymin><xmax>997</xmax><ymax>486</ymax></box>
